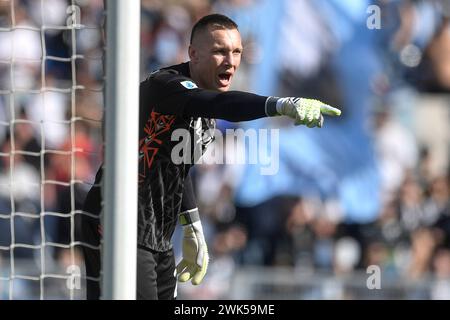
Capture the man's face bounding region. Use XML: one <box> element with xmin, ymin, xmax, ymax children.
<box><xmin>189</xmin><ymin>26</ymin><xmax>243</xmax><ymax>92</ymax></box>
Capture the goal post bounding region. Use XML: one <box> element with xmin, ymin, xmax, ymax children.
<box><xmin>102</xmin><ymin>0</ymin><xmax>140</xmax><ymax>300</ymax></box>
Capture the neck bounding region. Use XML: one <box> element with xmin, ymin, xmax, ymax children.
<box><xmin>188</xmin><ymin>62</ymin><xmax>202</xmax><ymax>88</ymax></box>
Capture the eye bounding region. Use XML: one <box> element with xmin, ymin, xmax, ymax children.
<box><xmin>213</xmin><ymin>48</ymin><xmax>226</xmax><ymax>55</ymax></box>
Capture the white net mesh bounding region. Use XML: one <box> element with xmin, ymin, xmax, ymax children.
<box><xmin>0</xmin><ymin>0</ymin><xmax>104</xmax><ymax>299</ymax></box>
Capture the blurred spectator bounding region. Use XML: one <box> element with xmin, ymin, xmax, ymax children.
<box><xmin>0</xmin><ymin>1</ymin><xmax>41</xmax><ymax>91</ymax></box>
<box><xmin>417</xmin><ymin>18</ymin><xmax>450</xmax><ymax>92</ymax></box>
<box><xmin>430</xmin><ymin>247</ymin><xmax>450</xmax><ymax>299</ymax></box>
<box><xmin>372</xmin><ymin>101</ymin><xmax>419</xmax><ymax>205</ymax></box>
<box><xmin>408</xmin><ymin>227</ymin><xmax>439</xmax><ymax>280</ymax></box>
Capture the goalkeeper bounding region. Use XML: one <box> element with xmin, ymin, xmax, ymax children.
<box><xmin>81</xmin><ymin>13</ymin><xmax>341</xmax><ymax>300</ymax></box>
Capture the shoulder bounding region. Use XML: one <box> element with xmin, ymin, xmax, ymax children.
<box><xmin>147</xmin><ymin>67</ymin><xmax>180</xmax><ymax>80</ymax></box>
<box><xmin>141</xmin><ymin>66</ymin><xmax>199</xmax><ymax>94</ymax></box>
<box><xmin>144</xmin><ymin>63</ymin><xmax>195</xmax><ymax>84</ymax></box>
<box><xmin>140</xmin><ymin>68</ymin><xmax>179</xmax><ymax>87</ymax></box>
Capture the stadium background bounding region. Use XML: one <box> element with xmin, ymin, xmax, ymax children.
<box><xmin>0</xmin><ymin>0</ymin><xmax>450</xmax><ymax>299</ymax></box>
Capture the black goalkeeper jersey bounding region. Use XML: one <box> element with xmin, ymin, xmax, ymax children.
<box><xmin>137</xmin><ymin>62</ymin><xmax>215</xmax><ymax>251</ymax></box>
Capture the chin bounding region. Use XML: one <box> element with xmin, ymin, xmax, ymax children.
<box><xmin>217</xmin><ymin>85</ymin><xmax>231</xmax><ymax>92</ymax></box>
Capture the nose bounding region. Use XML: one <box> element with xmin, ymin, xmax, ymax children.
<box><xmin>224</xmin><ymin>52</ymin><xmax>234</xmax><ymax>68</ymax></box>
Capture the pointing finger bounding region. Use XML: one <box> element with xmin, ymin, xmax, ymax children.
<box><xmin>320</xmin><ymin>104</ymin><xmax>341</xmax><ymax>116</ymax></box>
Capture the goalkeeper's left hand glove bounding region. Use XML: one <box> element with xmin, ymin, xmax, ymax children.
<box><xmin>176</xmin><ymin>209</ymin><xmax>209</xmax><ymax>285</ymax></box>
<box><xmin>266</xmin><ymin>97</ymin><xmax>341</xmax><ymax>128</ymax></box>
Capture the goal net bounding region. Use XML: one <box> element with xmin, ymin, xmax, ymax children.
<box><xmin>0</xmin><ymin>0</ymin><xmax>105</xmax><ymax>299</ymax></box>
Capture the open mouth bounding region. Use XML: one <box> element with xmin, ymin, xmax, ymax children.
<box><xmin>218</xmin><ymin>73</ymin><xmax>232</xmax><ymax>86</ymax></box>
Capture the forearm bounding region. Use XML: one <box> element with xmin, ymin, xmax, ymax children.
<box><xmin>179</xmin><ymin>174</ymin><xmax>199</xmax><ymax>224</ymax></box>
<box><xmin>182</xmin><ymin>91</ymin><xmax>279</xmax><ymax>122</ymax></box>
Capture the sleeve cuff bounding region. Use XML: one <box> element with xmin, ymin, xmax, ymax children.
<box><xmin>265</xmin><ymin>96</ymin><xmax>280</xmax><ymax>117</ymax></box>
<box><xmin>179</xmin><ymin>208</ymin><xmax>200</xmax><ymax>225</ymax></box>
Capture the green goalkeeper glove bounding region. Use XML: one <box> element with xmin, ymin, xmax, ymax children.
<box><xmin>266</xmin><ymin>97</ymin><xmax>341</xmax><ymax>127</ymax></box>
<box><xmin>176</xmin><ymin>209</ymin><xmax>209</xmax><ymax>285</ymax></box>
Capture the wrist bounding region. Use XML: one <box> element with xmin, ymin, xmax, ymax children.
<box><xmin>265</xmin><ymin>97</ymin><xmax>294</xmax><ymax>116</ymax></box>
<box><xmin>179</xmin><ymin>208</ymin><xmax>200</xmax><ymax>226</ymax></box>
<box><xmin>265</xmin><ymin>96</ymin><xmax>280</xmax><ymax>116</ymax></box>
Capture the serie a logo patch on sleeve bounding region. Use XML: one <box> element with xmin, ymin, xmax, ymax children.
<box><xmin>180</xmin><ymin>80</ymin><xmax>198</xmax><ymax>89</ymax></box>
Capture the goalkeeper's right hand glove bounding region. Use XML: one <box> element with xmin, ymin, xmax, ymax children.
<box><xmin>266</xmin><ymin>97</ymin><xmax>341</xmax><ymax>128</ymax></box>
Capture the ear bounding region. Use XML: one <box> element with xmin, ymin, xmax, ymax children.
<box><xmin>188</xmin><ymin>45</ymin><xmax>198</xmax><ymax>64</ymax></box>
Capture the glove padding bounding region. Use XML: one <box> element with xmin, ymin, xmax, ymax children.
<box><xmin>176</xmin><ymin>221</ymin><xmax>209</xmax><ymax>285</ymax></box>
<box><xmin>277</xmin><ymin>97</ymin><xmax>341</xmax><ymax>128</ymax></box>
